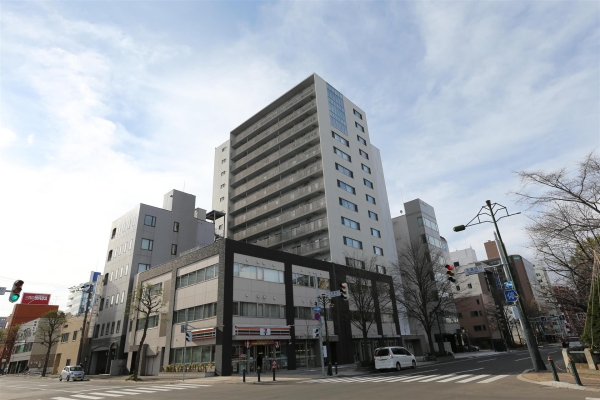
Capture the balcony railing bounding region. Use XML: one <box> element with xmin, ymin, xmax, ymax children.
<box><xmin>231</xmin><ymin>128</ymin><xmax>320</xmax><ymax>184</ymax></box>
<box><xmin>230</xmin><ymin>179</ymin><xmax>325</xmax><ymax>228</ymax></box>
<box><xmin>231</xmin><ymin>100</ymin><xmax>318</xmax><ymax>159</ymax></box>
<box><xmin>230</xmin><ymin>145</ymin><xmax>321</xmax><ymax>195</ymax></box>
<box><xmin>254</xmin><ymin>218</ymin><xmax>328</xmax><ymax>248</ymax></box>
<box><xmin>232</xmin><ymin>197</ymin><xmax>326</xmax><ymax>241</ymax></box>
<box><xmin>230</xmin><ymin>162</ymin><xmax>323</xmax><ymax>213</ymax></box>
<box><xmin>232</xmin><ymin>86</ymin><xmax>315</xmax><ymax>147</ymax></box>
<box><xmin>285</xmin><ymin>238</ymin><xmax>330</xmax><ymax>257</ymax></box>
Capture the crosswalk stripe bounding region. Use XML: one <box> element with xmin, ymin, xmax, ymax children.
<box><xmin>419</xmin><ymin>375</ymin><xmax>450</xmax><ymax>382</ymax></box>
<box><xmin>71</xmin><ymin>395</ymin><xmax>104</xmax><ymax>400</ymax></box>
<box><xmin>153</xmin><ymin>386</ymin><xmax>188</xmax><ymax>390</ymax></box>
<box><xmin>175</xmin><ymin>384</ymin><xmax>204</xmax><ymax>387</ymax></box>
<box><xmin>402</xmin><ymin>375</ymin><xmax>437</xmax><ymax>382</ymax></box>
<box><xmin>52</xmin><ymin>398</ymin><xmax>76</xmax><ymax>400</ymax></box>
<box><xmin>118</xmin><ymin>389</ymin><xmax>158</xmax><ymax>393</ymax></box>
<box><xmin>437</xmin><ymin>375</ymin><xmax>471</xmax><ymax>382</ymax></box>
<box><xmin>86</xmin><ymin>393</ymin><xmax>123</xmax><ymax>397</ymax></box>
<box><xmin>105</xmin><ymin>391</ymin><xmax>139</xmax><ymax>395</ymax></box>
<box><xmin>477</xmin><ymin>375</ymin><xmax>509</xmax><ymax>383</ymax></box>
<box><xmin>136</xmin><ymin>387</ymin><xmax>171</xmax><ymax>391</ymax></box>
<box><xmin>388</xmin><ymin>376</ymin><xmax>420</xmax><ymax>382</ymax></box>
<box><xmin>457</xmin><ymin>375</ymin><xmax>490</xmax><ymax>383</ymax></box>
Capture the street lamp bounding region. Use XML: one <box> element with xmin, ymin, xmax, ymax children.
<box><xmin>454</xmin><ymin>200</ymin><xmax>547</xmax><ymax>371</ymax></box>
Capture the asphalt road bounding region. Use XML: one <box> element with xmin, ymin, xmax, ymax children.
<box><xmin>1</xmin><ymin>346</ymin><xmax>592</xmax><ymax>400</ymax></box>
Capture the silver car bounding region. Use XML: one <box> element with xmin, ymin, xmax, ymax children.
<box><xmin>59</xmin><ymin>365</ymin><xmax>85</xmax><ymax>381</ymax></box>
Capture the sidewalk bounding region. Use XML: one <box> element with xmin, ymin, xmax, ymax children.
<box><xmin>519</xmin><ymin>371</ymin><xmax>600</xmax><ymax>392</ymax></box>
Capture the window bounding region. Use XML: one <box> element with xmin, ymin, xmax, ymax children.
<box><xmin>474</xmin><ymin>325</ymin><xmax>487</xmax><ymax>332</ymax></box>
<box><xmin>475</xmin><ymin>298</ymin><xmax>479</xmax><ymax>304</ymax></box>
<box><xmin>376</xmin><ymin>265</ymin><xmax>386</xmax><ymax>274</ymax></box>
<box><xmin>173</xmin><ymin>222</ymin><xmax>179</xmax><ymax>232</ymax></box>
<box><xmin>422</xmin><ymin>234</ymin><xmax>445</xmax><ymax>250</ymax></box>
<box><xmin>110</xmin><ymin>295</ymin><xmax>114</xmax><ymax>306</ymax></box>
<box><xmin>335</xmin><ymin>163</ymin><xmax>353</xmax><ymax>178</ymax></box>
<box><xmin>292</xmin><ymin>273</ymin><xmax>315</xmax><ymax>287</ymax></box>
<box><xmin>338</xmin><ymin>180</ymin><xmax>355</xmax><ymax>194</ymax></box>
<box><xmin>107</xmin><ymin>250</ymin><xmax>113</xmax><ymax>261</ymax></box>
<box><xmin>339</xmin><ymin>197</ymin><xmax>358</xmax><ymax>212</ymax></box>
<box><xmin>141</xmin><ymin>239</ymin><xmax>153</xmax><ymax>251</ymax></box>
<box><xmin>359</xmin><ymin>149</ymin><xmax>369</xmax><ymax>159</ymax></box>
<box><xmin>94</xmin><ymin>325</ymin><xmax>100</xmax><ymax>338</ymax></box>
<box><xmin>327</xmin><ymin>83</ymin><xmax>348</xmax><ymax>134</ymax></box>
<box><xmin>218</xmin><ymin>224</ymin><xmax>223</xmax><ymax>230</ymax></box>
<box><xmin>468</xmin><ymin>283</ymin><xmax>473</xmax><ymax>289</ymax></box>
<box><xmin>371</xmin><ymin>228</ymin><xmax>381</xmax><ymax>237</ymax></box>
<box><xmin>357</xmin><ymin>135</ymin><xmax>367</xmax><ymax>145</ymax></box>
<box><xmin>109</xmin><ymin>271</ymin><xmax>113</xmax><ymax>281</ymax></box>
<box><xmin>220</xmin><ymin>197</ymin><xmax>225</xmax><ymax>202</ymax></box>
<box><xmin>368</xmin><ymin>211</ymin><xmax>378</xmax><ymax>220</ymax></box>
<box><xmin>343</xmin><ymin>236</ymin><xmax>362</xmax><ymax>249</ymax></box>
<box><xmin>332</xmin><ymin>131</ymin><xmax>349</xmax><ymax>146</ymax></box>
<box><xmin>454</xmin><ymin>261</ymin><xmax>460</xmax><ymax>267</ymax></box>
<box><xmin>366</xmin><ymin>194</ymin><xmax>376</xmax><ymax>204</ymax></box>
<box><xmin>121</xmin><ymin>291</ymin><xmax>125</xmax><ymax>303</ymax></box>
<box><xmin>417</xmin><ymin>216</ymin><xmax>439</xmax><ymax>232</ymax></box>
<box><xmin>177</xmin><ymin>264</ymin><xmax>220</xmax><ymax>288</ymax></box>
<box><xmin>111</xmin><ymin>228</ymin><xmax>116</xmax><ymax>239</ymax></box>
<box><xmin>353</xmin><ymin>109</ymin><xmax>363</xmax><ymax>119</ymax></box>
<box><xmin>346</xmin><ymin>257</ymin><xmax>365</xmax><ymax>269</ymax></box>
<box><xmin>294</xmin><ymin>306</ymin><xmax>314</xmax><ymax>320</ymax></box>
<box><xmin>137</xmin><ymin>315</ymin><xmax>159</xmax><ymax>330</ymax></box>
<box><xmin>233</xmin><ymin>263</ymin><xmax>284</xmax><ymax>283</ymax></box>
<box><xmin>61</xmin><ymin>333</ymin><xmax>69</xmax><ymax>343</ymax></box>
<box><xmin>222</xmin><ymin>146</ymin><xmax>227</xmax><ymax>152</ymax></box>
<box><xmin>220</xmin><ymin>183</ymin><xmax>225</xmax><ymax>189</ymax></box>
<box><xmin>110</xmin><ymin>321</ymin><xmax>115</xmax><ymax>334</ymax></box>
<box><xmin>355</xmin><ymin>122</ymin><xmax>365</xmax><ymax>132</ymax></box>
<box><xmin>171</xmin><ymin>244</ymin><xmax>178</xmax><ymax>255</ymax></box>
<box><xmin>374</xmin><ymin>246</ymin><xmax>384</xmax><ymax>256</ymax></box>
<box><xmin>138</xmin><ymin>263</ymin><xmax>150</xmax><ymax>273</ymax></box>
<box><xmin>144</xmin><ymin>215</ymin><xmax>156</xmax><ymax>227</ymax></box>
<box><xmin>333</xmin><ymin>147</ymin><xmax>351</xmax><ymax>162</ymax></box>
<box><xmin>222</xmin><ymin>159</ymin><xmax>227</xmax><ymax>164</ymax></box>
<box><xmin>221</xmin><ymin>171</ymin><xmax>226</xmax><ymax>176</ymax></box>
<box><xmin>119</xmin><ymin>267</ymin><xmax>123</xmax><ymax>278</ymax></box>
<box><xmin>361</xmin><ymin>164</ymin><xmax>371</xmax><ymax>174</ymax></box>
<box><xmin>125</xmin><ymin>264</ymin><xmax>129</xmax><ymax>275</ymax></box>
<box><xmin>318</xmin><ymin>277</ymin><xmax>330</xmax><ymax>289</ymax></box>
<box><xmin>364</xmin><ymin>179</ymin><xmax>373</xmax><ymax>189</ymax></box>
<box><xmin>116</xmin><ymin>320</ymin><xmax>121</xmax><ymax>334</ymax></box>
<box><xmin>341</xmin><ymin>216</ymin><xmax>360</xmax><ymax>230</ymax></box>
<box><xmin>456</xmin><ymin>285</ymin><xmax>461</xmax><ymax>291</ymax></box>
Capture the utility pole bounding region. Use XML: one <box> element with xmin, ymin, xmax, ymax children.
<box><xmin>76</xmin><ymin>283</ymin><xmax>94</xmax><ymax>366</ymax></box>
<box><xmin>319</xmin><ymin>294</ymin><xmax>333</xmax><ymax>376</ymax></box>
<box><xmin>183</xmin><ymin>309</ymin><xmax>188</xmax><ymax>381</ymax></box>
<box><xmin>315</xmin><ymin>272</ymin><xmax>325</xmax><ymax>376</ymax></box>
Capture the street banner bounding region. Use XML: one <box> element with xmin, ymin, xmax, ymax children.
<box><xmin>21</xmin><ymin>293</ymin><xmax>51</xmax><ymax>305</ymax></box>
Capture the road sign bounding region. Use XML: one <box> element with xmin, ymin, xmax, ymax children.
<box><xmin>314</xmin><ymin>312</ymin><xmax>321</xmax><ymax>321</ymax></box>
<box><xmin>0</xmin><ymin>287</ymin><xmax>5</xmax><ymax>296</ymax></box>
<box><xmin>504</xmin><ymin>289</ymin><xmax>519</xmax><ymax>303</ymax></box>
<box><xmin>503</xmin><ymin>281</ymin><xmax>514</xmax><ymax>290</ymax></box>
<box><xmin>494</xmin><ymin>273</ymin><xmax>502</xmax><ymax>289</ymax></box>
<box><xmin>327</xmin><ymin>290</ymin><xmax>341</xmax><ymax>298</ymax></box>
<box><xmin>464</xmin><ymin>265</ymin><xmax>485</xmax><ymax>276</ymax></box>
<box><xmin>313</xmin><ymin>306</ymin><xmax>323</xmax><ymax>313</ymax></box>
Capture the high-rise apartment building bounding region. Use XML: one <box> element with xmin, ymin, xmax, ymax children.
<box><xmin>65</xmin><ymin>271</ymin><xmax>101</xmax><ymax>316</ymax></box>
<box><xmin>87</xmin><ymin>189</ymin><xmax>214</xmax><ymax>375</ymax></box>
<box><xmin>212</xmin><ymin>73</ymin><xmax>396</xmax><ymax>273</ymax></box>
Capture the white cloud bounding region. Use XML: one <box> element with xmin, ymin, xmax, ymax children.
<box><xmin>0</xmin><ymin>126</ymin><xmax>17</xmax><ymax>148</ymax></box>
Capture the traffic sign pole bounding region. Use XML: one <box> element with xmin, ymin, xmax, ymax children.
<box><xmin>315</xmin><ymin>272</ymin><xmax>325</xmax><ymax>376</ymax></box>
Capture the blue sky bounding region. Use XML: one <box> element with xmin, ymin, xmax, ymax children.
<box><xmin>0</xmin><ymin>1</ymin><xmax>598</xmax><ymax>315</ymax></box>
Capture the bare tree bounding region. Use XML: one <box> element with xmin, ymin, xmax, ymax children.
<box><xmin>513</xmin><ymin>151</ymin><xmax>600</xmax><ymax>313</ymax></box>
<box><xmin>129</xmin><ymin>283</ymin><xmax>164</xmax><ymax>381</ymax></box>
<box><xmin>38</xmin><ymin>311</ymin><xmax>67</xmax><ymax>377</ymax></box>
<box><xmin>391</xmin><ymin>240</ymin><xmax>461</xmax><ymax>354</ymax></box>
<box><xmin>343</xmin><ymin>252</ymin><xmax>393</xmax><ymax>362</ymax></box>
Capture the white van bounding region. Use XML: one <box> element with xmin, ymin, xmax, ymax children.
<box><xmin>374</xmin><ymin>347</ymin><xmax>417</xmax><ymax>371</ymax></box>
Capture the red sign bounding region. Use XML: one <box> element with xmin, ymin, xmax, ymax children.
<box><xmin>21</xmin><ymin>293</ymin><xmax>51</xmax><ymax>305</ymax></box>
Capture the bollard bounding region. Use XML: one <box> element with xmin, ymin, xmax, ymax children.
<box><xmin>335</xmin><ymin>362</ymin><xmax>338</xmax><ymax>375</ymax></box>
<box><xmin>548</xmin><ymin>357</ymin><xmax>559</xmax><ymax>382</ymax></box>
<box><xmin>273</xmin><ymin>367</ymin><xmax>276</xmax><ymax>381</ymax></box>
<box><xmin>568</xmin><ymin>357</ymin><xmax>583</xmax><ymax>386</ymax></box>
<box><xmin>257</xmin><ymin>367</ymin><xmax>261</xmax><ymax>382</ymax></box>
<box><xmin>243</xmin><ymin>368</ymin><xmax>246</xmax><ymax>383</ymax></box>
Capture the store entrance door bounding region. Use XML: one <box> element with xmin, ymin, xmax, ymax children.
<box><xmin>255</xmin><ymin>345</ymin><xmax>266</xmax><ymax>372</ymax></box>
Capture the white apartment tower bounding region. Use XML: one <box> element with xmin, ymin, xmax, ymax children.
<box><xmin>212</xmin><ymin>73</ymin><xmax>396</xmax><ymax>271</ymax></box>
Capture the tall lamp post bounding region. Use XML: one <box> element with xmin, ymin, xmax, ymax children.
<box><xmin>454</xmin><ymin>200</ymin><xmax>546</xmax><ymax>371</ymax></box>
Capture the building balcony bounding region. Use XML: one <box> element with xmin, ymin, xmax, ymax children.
<box><xmin>232</xmin><ymin>197</ymin><xmax>326</xmax><ymax>242</ymax></box>
<box><xmin>231</xmin><ymin>85</ymin><xmax>316</xmax><ymax>148</ymax></box>
<box><xmin>254</xmin><ymin>218</ymin><xmax>328</xmax><ymax>249</ymax></box>
<box><xmin>229</xmin><ymin>146</ymin><xmax>322</xmax><ymax>199</ymax></box>
<box><xmin>231</xmin><ymin>118</ymin><xmax>319</xmax><ymax>173</ymax></box>
<box><xmin>230</xmin><ymin>179</ymin><xmax>325</xmax><ymax>228</ymax></box>
<box><xmin>285</xmin><ymin>238</ymin><xmax>330</xmax><ymax>257</ymax></box>
<box><xmin>231</xmin><ymin>128</ymin><xmax>320</xmax><ymax>184</ymax></box>
<box><xmin>230</xmin><ymin>163</ymin><xmax>323</xmax><ymax>213</ymax></box>
<box><xmin>231</xmin><ymin>99</ymin><xmax>318</xmax><ymax>159</ymax></box>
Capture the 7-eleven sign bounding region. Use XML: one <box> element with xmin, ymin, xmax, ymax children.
<box><xmin>259</xmin><ymin>328</ymin><xmax>271</xmax><ymax>336</ymax></box>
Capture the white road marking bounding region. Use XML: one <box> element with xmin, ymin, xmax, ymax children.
<box><xmin>477</xmin><ymin>375</ymin><xmax>509</xmax><ymax>383</ymax></box>
<box><xmin>419</xmin><ymin>375</ymin><xmax>452</xmax><ymax>382</ymax></box>
<box><xmin>437</xmin><ymin>375</ymin><xmax>472</xmax><ymax>382</ymax></box>
<box><xmin>477</xmin><ymin>359</ymin><xmax>496</xmax><ymax>363</ymax></box>
<box><xmin>118</xmin><ymin>389</ymin><xmax>157</xmax><ymax>393</ymax></box>
<box><xmin>457</xmin><ymin>375</ymin><xmax>490</xmax><ymax>383</ymax></box>
<box><xmin>514</xmin><ymin>357</ymin><xmax>531</xmax><ymax>361</ymax></box>
<box><xmin>105</xmin><ymin>391</ymin><xmax>140</xmax><ymax>395</ymax></box>
<box><xmin>388</xmin><ymin>376</ymin><xmax>424</xmax><ymax>382</ymax></box>
<box><xmin>153</xmin><ymin>386</ymin><xmax>188</xmax><ymax>389</ymax></box>
<box><xmin>402</xmin><ymin>375</ymin><xmax>437</xmax><ymax>382</ymax></box>
<box><xmin>71</xmin><ymin>395</ymin><xmax>104</xmax><ymax>400</ymax></box>
<box><xmin>86</xmin><ymin>393</ymin><xmax>123</xmax><ymax>397</ymax></box>
<box><xmin>453</xmin><ymin>368</ymin><xmax>484</xmax><ymax>373</ymax></box>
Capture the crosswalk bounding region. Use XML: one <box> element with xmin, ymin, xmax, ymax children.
<box><xmin>50</xmin><ymin>383</ymin><xmax>211</xmax><ymax>400</ymax></box>
<box><xmin>301</xmin><ymin>374</ymin><xmax>509</xmax><ymax>385</ymax></box>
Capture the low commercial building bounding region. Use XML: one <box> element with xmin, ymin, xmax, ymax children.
<box><xmin>52</xmin><ymin>315</ymin><xmax>86</xmax><ymax>374</ymax></box>
<box><xmin>129</xmin><ymin>238</ymin><xmax>400</xmax><ymax>376</ymax></box>
<box><xmin>8</xmin><ymin>318</ymin><xmax>58</xmax><ymax>374</ymax></box>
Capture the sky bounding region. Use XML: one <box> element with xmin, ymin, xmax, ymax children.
<box><xmin>0</xmin><ymin>1</ymin><xmax>598</xmax><ymax>317</ymax></box>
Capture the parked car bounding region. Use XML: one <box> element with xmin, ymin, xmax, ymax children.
<box><xmin>59</xmin><ymin>365</ymin><xmax>85</xmax><ymax>381</ymax></box>
<box><xmin>374</xmin><ymin>347</ymin><xmax>417</xmax><ymax>371</ymax></box>
<box><xmin>565</xmin><ymin>336</ymin><xmax>583</xmax><ymax>348</ymax></box>
<box><xmin>468</xmin><ymin>345</ymin><xmax>480</xmax><ymax>351</ymax></box>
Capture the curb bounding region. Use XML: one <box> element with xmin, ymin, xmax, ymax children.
<box><xmin>517</xmin><ymin>373</ymin><xmax>600</xmax><ymax>392</ymax></box>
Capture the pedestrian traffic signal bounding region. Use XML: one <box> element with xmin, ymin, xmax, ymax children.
<box><xmin>445</xmin><ymin>265</ymin><xmax>456</xmax><ymax>283</ymax></box>
<box><xmin>313</xmin><ymin>327</ymin><xmax>320</xmax><ymax>338</ymax></box>
<box><xmin>9</xmin><ymin>280</ymin><xmax>24</xmax><ymax>303</ymax></box>
<box><xmin>185</xmin><ymin>331</ymin><xmax>193</xmax><ymax>342</ymax></box>
<box><xmin>340</xmin><ymin>283</ymin><xmax>349</xmax><ymax>301</ymax></box>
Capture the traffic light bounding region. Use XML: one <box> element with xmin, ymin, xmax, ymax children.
<box><xmin>313</xmin><ymin>327</ymin><xmax>320</xmax><ymax>338</ymax></box>
<box><xmin>453</xmin><ymin>225</ymin><xmax>466</xmax><ymax>232</ymax></box>
<box><xmin>445</xmin><ymin>265</ymin><xmax>456</xmax><ymax>283</ymax></box>
<box><xmin>9</xmin><ymin>280</ymin><xmax>24</xmax><ymax>303</ymax></box>
<box><xmin>340</xmin><ymin>283</ymin><xmax>349</xmax><ymax>301</ymax></box>
<box><xmin>185</xmin><ymin>331</ymin><xmax>193</xmax><ymax>342</ymax></box>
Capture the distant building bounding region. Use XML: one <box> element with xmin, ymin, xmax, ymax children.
<box><xmin>66</xmin><ymin>271</ymin><xmax>101</xmax><ymax>316</ymax></box>
<box><xmin>0</xmin><ymin>317</ymin><xmax>7</xmax><ymax>329</ymax></box>
<box><xmin>86</xmin><ymin>189</ymin><xmax>215</xmax><ymax>375</ymax></box>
